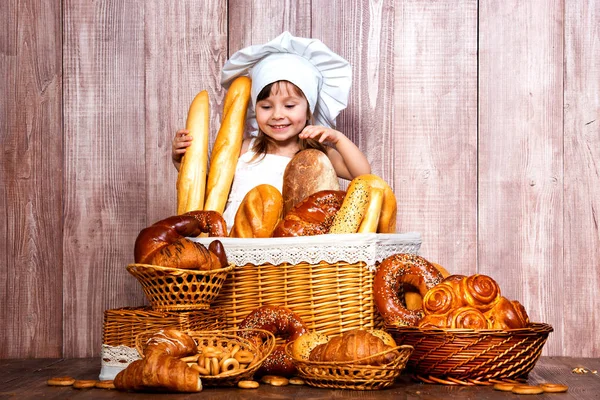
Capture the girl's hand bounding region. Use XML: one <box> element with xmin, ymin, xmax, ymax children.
<box><xmin>299</xmin><ymin>125</ymin><xmax>343</xmax><ymax>145</ymax></box>
<box><xmin>172</xmin><ymin>129</ymin><xmax>192</xmax><ymax>170</ymax></box>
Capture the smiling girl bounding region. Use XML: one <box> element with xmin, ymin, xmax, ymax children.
<box><xmin>172</xmin><ymin>32</ymin><xmax>370</xmax><ymax>228</ymax></box>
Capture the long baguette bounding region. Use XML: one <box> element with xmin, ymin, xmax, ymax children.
<box><xmin>176</xmin><ymin>90</ymin><xmax>210</xmax><ymax>214</ymax></box>
<box><xmin>204</xmin><ymin>76</ymin><xmax>251</xmax><ymax>214</ymax></box>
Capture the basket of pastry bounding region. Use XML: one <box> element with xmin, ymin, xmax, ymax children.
<box><xmin>373</xmin><ymin>253</ymin><xmax>553</xmax><ymax>385</ymax></box>
<box><xmin>285</xmin><ymin>328</ymin><xmax>413</xmax><ymax>390</ymax></box>
<box><xmin>112</xmin><ymin>328</ymin><xmax>276</xmax><ymax>392</ymax></box>
<box><xmin>127</xmin><ymin>210</ymin><xmax>234</xmax><ymax>311</ymax></box>
<box><xmin>193</xmin><ymin>172</ymin><xmax>422</xmax><ymax>336</ymax></box>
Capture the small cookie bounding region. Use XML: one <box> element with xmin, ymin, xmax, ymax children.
<box><xmin>289</xmin><ymin>377</ymin><xmax>305</xmax><ymax>385</ymax></box>
<box><xmin>540</xmin><ymin>383</ymin><xmax>568</xmax><ymax>393</ymax></box>
<box><xmin>47</xmin><ymin>376</ymin><xmax>76</xmax><ymax>386</ymax></box>
<box><xmin>95</xmin><ymin>380</ymin><xmax>115</xmax><ymax>390</ymax></box>
<box><xmin>493</xmin><ymin>382</ymin><xmax>515</xmax><ymax>392</ymax></box>
<box><xmin>511</xmin><ymin>384</ymin><xmax>544</xmax><ymax>395</ymax></box>
<box><xmin>260</xmin><ymin>375</ymin><xmax>278</xmax><ymax>384</ymax></box>
<box><xmin>72</xmin><ymin>379</ymin><xmax>98</xmax><ymax>389</ymax></box>
<box><xmin>269</xmin><ymin>377</ymin><xmax>289</xmax><ymax>387</ymax></box>
<box><xmin>238</xmin><ymin>380</ymin><xmax>259</xmax><ymax>389</ymax></box>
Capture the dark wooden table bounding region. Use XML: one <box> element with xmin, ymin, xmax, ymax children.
<box><xmin>1</xmin><ymin>357</ymin><xmax>598</xmax><ymax>399</ymax></box>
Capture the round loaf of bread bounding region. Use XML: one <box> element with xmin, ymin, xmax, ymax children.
<box><xmin>282</xmin><ymin>149</ymin><xmax>340</xmax><ymax>216</ymax></box>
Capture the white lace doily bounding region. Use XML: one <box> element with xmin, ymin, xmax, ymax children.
<box><xmin>191</xmin><ymin>232</ymin><xmax>421</xmax><ymax>270</ymax></box>
<box><xmin>99</xmin><ymin>344</ymin><xmax>141</xmax><ymax>380</ymax></box>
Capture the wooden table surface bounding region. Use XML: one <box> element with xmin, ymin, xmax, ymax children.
<box><xmin>1</xmin><ymin>357</ymin><xmax>598</xmax><ymax>399</ymax></box>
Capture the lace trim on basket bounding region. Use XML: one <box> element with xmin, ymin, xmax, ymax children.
<box><xmin>101</xmin><ymin>344</ymin><xmax>141</xmax><ymax>367</ymax></box>
<box><xmin>191</xmin><ymin>232</ymin><xmax>422</xmax><ymax>271</ymax></box>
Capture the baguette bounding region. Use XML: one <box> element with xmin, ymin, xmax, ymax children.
<box><xmin>204</xmin><ymin>77</ymin><xmax>251</xmax><ymax>214</ymax></box>
<box><xmin>177</xmin><ymin>91</ymin><xmax>210</xmax><ymax>214</ymax></box>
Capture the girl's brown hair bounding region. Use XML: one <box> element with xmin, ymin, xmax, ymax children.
<box><xmin>249</xmin><ymin>80</ymin><xmax>326</xmax><ymax>163</ymax></box>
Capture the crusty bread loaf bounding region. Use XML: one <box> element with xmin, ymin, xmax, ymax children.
<box><xmin>308</xmin><ymin>329</ymin><xmax>397</xmax><ymax>365</ymax></box>
<box><xmin>328</xmin><ymin>174</ymin><xmax>397</xmax><ymax>234</ymax></box>
<box><xmin>229</xmin><ymin>184</ymin><xmax>283</xmax><ymax>238</ymax></box>
<box><xmin>272</xmin><ymin>190</ymin><xmax>346</xmax><ymax>237</ymax></box>
<box><xmin>204</xmin><ymin>77</ymin><xmax>251</xmax><ymax>214</ymax></box>
<box><xmin>177</xmin><ymin>91</ymin><xmax>210</xmax><ymax>214</ymax></box>
<box><xmin>282</xmin><ymin>149</ymin><xmax>340</xmax><ymax>216</ymax></box>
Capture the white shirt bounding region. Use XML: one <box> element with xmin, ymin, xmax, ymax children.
<box><xmin>222</xmin><ymin>139</ymin><xmax>292</xmax><ymax>230</ymax></box>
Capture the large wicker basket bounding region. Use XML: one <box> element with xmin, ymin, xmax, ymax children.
<box><xmin>387</xmin><ymin>323</ymin><xmax>553</xmax><ymax>385</ymax></box>
<box><xmin>126</xmin><ymin>263</ymin><xmax>234</xmax><ymax>311</ymax></box>
<box><xmin>102</xmin><ymin>306</ymin><xmax>226</xmax><ymax>347</ymax></box>
<box><xmin>136</xmin><ymin>329</ymin><xmax>276</xmax><ymax>387</ymax></box>
<box><xmin>285</xmin><ymin>342</ymin><xmax>413</xmax><ymax>390</ymax></box>
<box><xmin>192</xmin><ymin>233</ymin><xmax>421</xmax><ymax>336</ymax></box>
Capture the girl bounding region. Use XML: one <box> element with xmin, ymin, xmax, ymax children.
<box><xmin>172</xmin><ymin>32</ymin><xmax>371</xmax><ymax>228</ymax></box>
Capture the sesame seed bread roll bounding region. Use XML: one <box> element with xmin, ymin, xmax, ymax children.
<box><xmin>177</xmin><ymin>90</ymin><xmax>210</xmax><ymax>214</ymax></box>
<box><xmin>204</xmin><ymin>77</ymin><xmax>251</xmax><ymax>214</ymax></box>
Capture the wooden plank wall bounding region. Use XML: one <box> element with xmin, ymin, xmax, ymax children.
<box><xmin>0</xmin><ymin>0</ymin><xmax>598</xmax><ymax>359</ymax></box>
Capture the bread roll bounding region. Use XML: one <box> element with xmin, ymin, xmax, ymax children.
<box><xmin>204</xmin><ymin>77</ymin><xmax>251</xmax><ymax>214</ymax></box>
<box><xmin>272</xmin><ymin>190</ymin><xmax>346</xmax><ymax>237</ymax></box>
<box><xmin>328</xmin><ymin>174</ymin><xmax>397</xmax><ymax>234</ymax></box>
<box><xmin>177</xmin><ymin>91</ymin><xmax>210</xmax><ymax>214</ymax></box>
<box><xmin>282</xmin><ymin>149</ymin><xmax>340</xmax><ymax>215</ymax></box>
<box><xmin>229</xmin><ymin>184</ymin><xmax>283</xmax><ymax>238</ymax></box>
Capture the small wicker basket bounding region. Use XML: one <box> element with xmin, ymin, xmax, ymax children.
<box><xmin>126</xmin><ymin>263</ymin><xmax>234</xmax><ymax>311</ymax></box>
<box><xmin>387</xmin><ymin>322</ymin><xmax>553</xmax><ymax>385</ymax></box>
<box><xmin>285</xmin><ymin>342</ymin><xmax>413</xmax><ymax>390</ymax></box>
<box><xmin>103</xmin><ymin>306</ymin><xmax>226</xmax><ymax>347</ymax></box>
<box><xmin>136</xmin><ymin>329</ymin><xmax>276</xmax><ymax>387</ymax></box>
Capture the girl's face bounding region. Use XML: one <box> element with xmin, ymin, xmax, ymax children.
<box><xmin>255</xmin><ymin>81</ymin><xmax>309</xmax><ymax>144</ymax></box>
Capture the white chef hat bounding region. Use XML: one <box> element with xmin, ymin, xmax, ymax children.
<box><xmin>221</xmin><ymin>31</ymin><xmax>352</xmax><ymax>130</ymax></box>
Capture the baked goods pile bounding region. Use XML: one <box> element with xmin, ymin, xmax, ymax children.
<box><xmin>373</xmin><ymin>253</ymin><xmax>531</xmax><ymax>330</ymax></box>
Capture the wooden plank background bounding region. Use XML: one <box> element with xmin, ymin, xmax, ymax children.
<box><xmin>0</xmin><ymin>0</ymin><xmax>598</xmax><ymax>359</ymax></box>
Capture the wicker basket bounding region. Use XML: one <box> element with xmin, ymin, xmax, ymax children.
<box><xmin>387</xmin><ymin>323</ymin><xmax>553</xmax><ymax>385</ymax></box>
<box><xmin>126</xmin><ymin>263</ymin><xmax>234</xmax><ymax>311</ymax></box>
<box><xmin>193</xmin><ymin>234</ymin><xmax>422</xmax><ymax>336</ymax></box>
<box><xmin>136</xmin><ymin>329</ymin><xmax>276</xmax><ymax>387</ymax></box>
<box><xmin>285</xmin><ymin>342</ymin><xmax>413</xmax><ymax>390</ymax></box>
<box><xmin>102</xmin><ymin>307</ymin><xmax>226</xmax><ymax>347</ymax></box>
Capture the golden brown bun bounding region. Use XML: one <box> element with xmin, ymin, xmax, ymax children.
<box><xmin>404</xmin><ymin>262</ymin><xmax>452</xmax><ymax>310</ymax></box>
<box><xmin>449</xmin><ymin>306</ymin><xmax>490</xmax><ymax>329</ymax></box>
<box><xmin>205</xmin><ymin>77</ymin><xmax>251</xmax><ymax>214</ymax></box>
<box><xmin>229</xmin><ymin>184</ymin><xmax>283</xmax><ymax>238</ymax></box>
<box><xmin>308</xmin><ymin>329</ymin><xmax>397</xmax><ymax>365</ymax></box>
<box><xmin>272</xmin><ymin>190</ymin><xmax>346</xmax><ymax>237</ymax></box>
<box><xmin>368</xmin><ymin>329</ymin><xmax>397</xmax><ymax>347</ymax></box>
<box><xmin>484</xmin><ymin>297</ymin><xmax>530</xmax><ymax>329</ymax></box>
<box><xmin>177</xmin><ymin>91</ymin><xmax>209</xmax><ymax>214</ymax></box>
<box><xmin>282</xmin><ymin>149</ymin><xmax>340</xmax><ymax>215</ymax></box>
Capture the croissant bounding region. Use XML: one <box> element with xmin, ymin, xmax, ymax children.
<box><xmin>134</xmin><ymin>211</ymin><xmax>226</xmax><ymax>270</ymax></box>
<box><xmin>143</xmin><ymin>329</ymin><xmax>198</xmax><ymax>358</ymax></box>
<box><xmin>114</xmin><ymin>352</ymin><xmax>202</xmax><ymax>392</ymax></box>
<box><xmin>272</xmin><ymin>190</ymin><xmax>346</xmax><ymax>237</ymax></box>
<box><xmin>484</xmin><ymin>297</ymin><xmax>530</xmax><ymax>329</ymax></box>
<box><xmin>308</xmin><ymin>329</ymin><xmax>397</xmax><ymax>365</ymax></box>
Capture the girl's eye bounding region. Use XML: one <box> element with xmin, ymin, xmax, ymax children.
<box><xmin>285</xmin><ymin>104</ymin><xmax>296</xmax><ymax>109</ymax></box>
<box><xmin>259</xmin><ymin>105</ymin><xmax>271</xmax><ymax>110</ymax></box>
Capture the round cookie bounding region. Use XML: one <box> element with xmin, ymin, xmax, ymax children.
<box><xmin>46</xmin><ymin>376</ymin><xmax>76</xmax><ymax>386</ymax></box>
